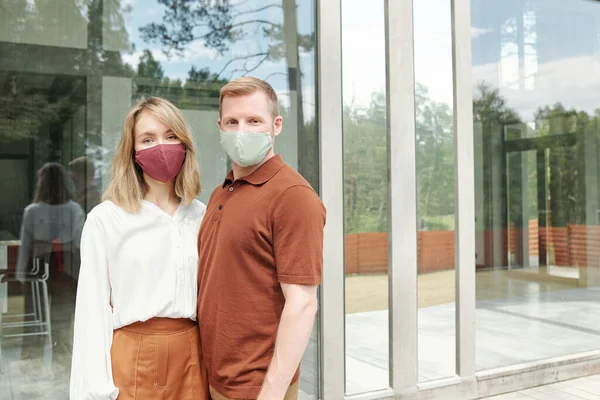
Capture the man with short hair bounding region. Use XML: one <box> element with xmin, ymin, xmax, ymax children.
<box><xmin>197</xmin><ymin>77</ymin><xmax>326</xmax><ymax>400</ymax></box>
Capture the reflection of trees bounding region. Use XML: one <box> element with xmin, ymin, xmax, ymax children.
<box><xmin>534</xmin><ymin>104</ymin><xmax>592</xmax><ymax>226</ymax></box>
<box><xmin>473</xmin><ymin>83</ymin><xmax>521</xmax><ymax>232</ymax></box>
<box><xmin>416</xmin><ymin>84</ymin><xmax>454</xmax><ymax>229</ymax></box>
<box><xmin>473</xmin><ymin>84</ymin><xmax>521</xmax><ymax>125</ymax></box>
<box><xmin>134</xmin><ymin>49</ymin><xmax>229</xmax><ymax>110</ymax></box>
<box><xmin>0</xmin><ymin>79</ymin><xmax>73</xmax><ymax>141</ymax></box>
<box><xmin>137</xmin><ymin>49</ymin><xmax>165</xmax><ymax>80</ymax></box>
<box><xmin>138</xmin><ymin>0</ymin><xmax>310</xmax><ymax>108</ymax></box>
<box><xmin>344</xmin><ymin>85</ymin><xmax>455</xmax><ymax>233</ymax></box>
<box><xmin>0</xmin><ymin>0</ymin><xmax>90</xmax><ymax>43</ymax></box>
<box><xmin>343</xmin><ymin>82</ymin><xmax>598</xmax><ymax>235</ymax></box>
<box><xmin>474</xmin><ymin>83</ymin><xmax>597</xmax><ymax>231</ymax></box>
<box><xmin>0</xmin><ymin>0</ymin><xmax>133</xmax><ymax>142</ymax></box>
<box><xmin>0</xmin><ymin>0</ymin><xmax>91</xmax><ymax>143</ymax></box>
<box><xmin>344</xmin><ymin>92</ymin><xmax>387</xmax><ymax>233</ymax></box>
<box><xmin>139</xmin><ymin>0</ymin><xmax>314</xmax><ymax>178</ymax></box>
<box><xmin>139</xmin><ymin>0</ymin><xmax>313</xmax><ymax>79</ymax></box>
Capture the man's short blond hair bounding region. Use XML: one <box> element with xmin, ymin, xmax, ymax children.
<box><xmin>219</xmin><ymin>77</ymin><xmax>279</xmax><ymax>119</ymax></box>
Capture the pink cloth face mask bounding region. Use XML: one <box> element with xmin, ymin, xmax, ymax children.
<box><xmin>135</xmin><ymin>143</ymin><xmax>186</xmax><ymax>183</ymax></box>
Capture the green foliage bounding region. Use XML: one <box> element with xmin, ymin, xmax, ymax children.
<box><xmin>534</xmin><ymin>104</ymin><xmax>592</xmax><ymax>226</ymax></box>
<box><xmin>415</xmin><ymin>84</ymin><xmax>455</xmax><ymax>226</ymax></box>
<box><xmin>343</xmin><ymin>92</ymin><xmax>388</xmax><ymax>234</ymax></box>
<box><xmin>133</xmin><ymin>50</ymin><xmax>229</xmax><ymax>110</ymax></box>
<box><xmin>137</xmin><ymin>49</ymin><xmax>165</xmax><ymax>80</ymax></box>
<box><xmin>139</xmin><ymin>0</ymin><xmax>314</xmax><ymax>78</ymax></box>
<box><xmin>344</xmin><ymin>82</ymin><xmax>600</xmax><ymax>234</ymax></box>
<box><xmin>343</xmin><ymin>85</ymin><xmax>456</xmax><ymax>234</ymax></box>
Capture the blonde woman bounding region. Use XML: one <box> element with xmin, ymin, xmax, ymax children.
<box><xmin>70</xmin><ymin>97</ymin><xmax>209</xmax><ymax>400</ymax></box>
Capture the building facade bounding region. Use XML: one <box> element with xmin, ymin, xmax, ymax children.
<box><xmin>0</xmin><ymin>0</ymin><xmax>599</xmax><ymax>399</ymax></box>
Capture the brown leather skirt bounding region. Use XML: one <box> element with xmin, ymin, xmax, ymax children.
<box><xmin>110</xmin><ymin>317</ymin><xmax>209</xmax><ymax>400</ymax></box>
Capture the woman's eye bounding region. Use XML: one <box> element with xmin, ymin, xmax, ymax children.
<box><xmin>143</xmin><ymin>138</ymin><xmax>152</xmax><ymax>143</ymax></box>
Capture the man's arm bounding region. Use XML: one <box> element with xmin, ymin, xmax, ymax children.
<box><xmin>258</xmin><ymin>283</ymin><xmax>318</xmax><ymax>400</ymax></box>
<box><xmin>262</xmin><ymin>184</ymin><xmax>326</xmax><ymax>399</ymax></box>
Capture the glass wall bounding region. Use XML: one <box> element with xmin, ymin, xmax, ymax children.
<box><xmin>472</xmin><ymin>0</ymin><xmax>600</xmax><ymax>371</ymax></box>
<box><xmin>341</xmin><ymin>0</ymin><xmax>389</xmax><ymax>394</ymax></box>
<box><xmin>0</xmin><ymin>1</ymin><xmax>319</xmax><ymax>398</ymax></box>
<box><xmin>414</xmin><ymin>0</ymin><xmax>457</xmax><ymax>383</ymax></box>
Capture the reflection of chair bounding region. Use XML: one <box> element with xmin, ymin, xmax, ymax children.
<box><xmin>0</xmin><ymin>241</ymin><xmax>54</xmax><ymax>373</ymax></box>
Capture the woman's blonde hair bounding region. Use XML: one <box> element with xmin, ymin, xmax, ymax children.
<box><xmin>103</xmin><ymin>97</ymin><xmax>201</xmax><ymax>213</ymax></box>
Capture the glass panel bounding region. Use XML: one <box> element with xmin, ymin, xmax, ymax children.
<box><xmin>342</xmin><ymin>0</ymin><xmax>389</xmax><ymax>394</ymax></box>
<box><xmin>473</xmin><ymin>0</ymin><xmax>600</xmax><ymax>371</ymax></box>
<box><xmin>0</xmin><ymin>1</ymin><xmax>89</xmax><ymax>49</ymax></box>
<box><xmin>414</xmin><ymin>0</ymin><xmax>457</xmax><ymax>382</ymax></box>
<box><xmin>506</xmin><ymin>149</ymin><xmax>540</xmax><ymax>272</ymax></box>
<box><xmin>0</xmin><ymin>0</ymin><xmax>319</xmax><ymax>398</ymax></box>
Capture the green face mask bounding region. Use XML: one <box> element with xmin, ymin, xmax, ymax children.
<box><xmin>220</xmin><ymin>130</ymin><xmax>273</xmax><ymax>167</ymax></box>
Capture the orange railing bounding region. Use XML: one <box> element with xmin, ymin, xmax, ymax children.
<box><xmin>345</xmin><ymin>231</ymin><xmax>455</xmax><ymax>274</ymax></box>
<box><xmin>345</xmin><ymin>222</ymin><xmax>600</xmax><ymax>275</ymax></box>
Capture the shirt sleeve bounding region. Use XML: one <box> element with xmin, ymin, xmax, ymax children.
<box><xmin>70</xmin><ymin>211</ymin><xmax>119</xmax><ymax>400</ymax></box>
<box><xmin>272</xmin><ymin>185</ymin><xmax>326</xmax><ymax>285</ymax></box>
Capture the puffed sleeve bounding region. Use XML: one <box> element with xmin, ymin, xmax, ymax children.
<box><xmin>69</xmin><ymin>210</ymin><xmax>119</xmax><ymax>400</ymax></box>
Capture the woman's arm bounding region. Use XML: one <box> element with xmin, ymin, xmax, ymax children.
<box><xmin>69</xmin><ymin>211</ymin><xmax>119</xmax><ymax>400</ymax></box>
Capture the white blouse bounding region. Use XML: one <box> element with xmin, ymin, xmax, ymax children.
<box><xmin>69</xmin><ymin>199</ymin><xmax>206</xmax><ymax>400</ymax></box>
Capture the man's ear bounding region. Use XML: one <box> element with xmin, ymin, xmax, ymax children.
<box><xmin>273</xmin><ymin>115</ymin><xmax>283</xmax><ymax>137</ymax></box>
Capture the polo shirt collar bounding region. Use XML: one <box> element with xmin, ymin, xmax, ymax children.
<box><xmin>222</xmin><ymin>155</ymin><xmax>285</xmax><ymax>187</ymax></box>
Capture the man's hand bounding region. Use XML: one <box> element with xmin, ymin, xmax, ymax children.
<box><xmin>257</xmin><ymin>283</ymin><xmax>318</xmax><ymax>400</ymax></box>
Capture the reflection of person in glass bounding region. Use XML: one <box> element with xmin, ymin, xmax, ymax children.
<box><xmin>16</xmin><ymin>162</ymin><xmax>85</xmax><ymax>282</ymax></box>
<box><xmin>197</xmin><ymin>77</ymin><xmax>326</xmax><ymax>400</ymax></box>
<box><xmin>70</xmin><ymin>97</ymin><xmax>209</xmax><ymax>400</ymax></box>
<box><xmin>69</xmin><ymin>156</ymin><xmax>101</xmax><ymax>213</ymax></box>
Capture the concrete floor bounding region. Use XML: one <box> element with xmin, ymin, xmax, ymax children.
<box><xmin>344</xmin><ymin>266</ymin><xmax>600</xmax><ymax>394</ymax></box>
<box><xmin>482</xmin><ymin>373</ymin><xmax>600</xmax><ymax>399</ymax></box>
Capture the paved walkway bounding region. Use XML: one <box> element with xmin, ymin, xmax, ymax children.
<box><xmin>344</xmin><ymin>286</ymin><xmax>600</xmax><ymax>393</ymax></box>
<box><xmin>483</xmin><ymin>374</ymin><xmax>600</xmax><ymax>399</ymax></box>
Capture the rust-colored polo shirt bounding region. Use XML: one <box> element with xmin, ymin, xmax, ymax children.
<box><xmin>197</xmin><ymin>155</ymin><xmax>326</xmax><ymax>399</ymax></box>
